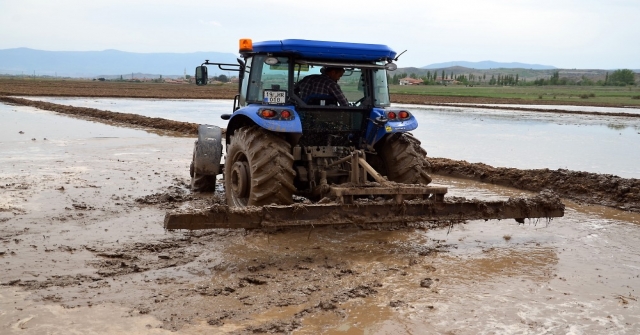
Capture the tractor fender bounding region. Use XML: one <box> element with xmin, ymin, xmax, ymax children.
<box><xmin>227</xmin><ymin>105</ymin><xmax>302</xmax><ymax>137</ymax></box>
<box><xmin>365</xmin><ymin>108</ymin><xmax>418</xmax><ymax>146</ymax></box>
<box><xmin>193</xmin><ymin>124</ymin><xmax>223</xmax><ymax>176</ymax></box>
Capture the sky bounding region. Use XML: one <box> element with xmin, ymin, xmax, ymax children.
<box><xmin>1</xmin><ymin>0</ymin><xmax>638</xmax><ymax>69</ymax></box>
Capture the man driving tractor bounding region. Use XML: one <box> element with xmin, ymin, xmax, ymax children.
<box><xmin>295</xmin><ymin>66</ymin><xmax>349</xmax><ymax>106</ymax></box>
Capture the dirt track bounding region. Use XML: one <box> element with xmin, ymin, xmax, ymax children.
<box><xmin>1</xmin><ymin>80</ymin><xmax>640</xmax><ymax>333</ymax></box>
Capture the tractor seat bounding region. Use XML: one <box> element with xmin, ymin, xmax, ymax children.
<box><xmin>303</xmin><ymin>94</ymin><xmax>338</xmax><ymax>106</ymax></box>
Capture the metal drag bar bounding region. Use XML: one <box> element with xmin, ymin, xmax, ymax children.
<box><xmin>164</xmin><ymin>194</ymin><xmax>564</xmax><ymax>230</ymax></box>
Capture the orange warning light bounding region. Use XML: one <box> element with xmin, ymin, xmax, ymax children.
<box><xmin>239</xmin><ymin>39</ymin><xmax>253</xmax><ymax>52</ymax></box>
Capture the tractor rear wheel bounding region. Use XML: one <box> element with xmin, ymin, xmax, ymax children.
<box><xmin>379</xmin><ymin>133</ymin><xmax>432</xmax><ymax>185</ymax></box>
<box><xmin>225</xmin><ymin>126</ymin><xmax>296</xmax><ymax>207</ymax></box>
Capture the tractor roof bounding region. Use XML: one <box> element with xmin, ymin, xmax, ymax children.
<box><xmin>250</xmin><ymin>39</ymin><xmax>396</xmax><ymax>62</ymax></box>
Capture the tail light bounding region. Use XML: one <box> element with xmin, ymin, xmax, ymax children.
<box><xmin>257</xmin><ymin>108</ymin><xmax>294</xmax><ymax>120</ymax></box>
<box><xmin>387</xmin><ymin>111</ymin><xmax>397</xmax><ymax>119</ymax></box>
<box><xmin>398</xmin><ymin>111</ymin><xmax>410</xmax><ymax>119</ymax></box>
<box><xmin>261</xmin><ymin>109</ymin><xmax>276</xmax><ymax>118</ymax></box>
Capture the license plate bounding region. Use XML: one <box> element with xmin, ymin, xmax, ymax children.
<box><xmin>263</xmin><ymin>90</ymin><xmax>287</xmax><ymax>104</ymax></box>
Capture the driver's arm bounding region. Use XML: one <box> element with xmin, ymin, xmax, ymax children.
<box><xmin>329</xmin><ymin>83</ymin><xmax>349</xmax><ymax>106</ymax></box>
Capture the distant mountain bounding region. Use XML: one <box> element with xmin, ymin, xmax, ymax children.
<box><xmin>422</xmin><ymin>61</ymin><xmax>556</xmax><ymax>70</ymax></box>
<box><xmin>0</xmin><ymin>48</ymin><xmax>239</xmax><ymax>78</ymax></box>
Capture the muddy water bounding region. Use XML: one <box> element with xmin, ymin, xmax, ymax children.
<box><xmin>23</xmin><ymin>97</ymin><xmax>640</xmax><ymax>178</ymax></box>
<box><xmin>2</xmin><ymin>100</ymin><xmax>640</xmax><ymax>334</ymax></box>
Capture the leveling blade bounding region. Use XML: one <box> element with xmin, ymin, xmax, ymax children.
<box><xmin>164</xmin><ymin>193</ymin><xmax>564</xmax><ymax>230</ymax></box>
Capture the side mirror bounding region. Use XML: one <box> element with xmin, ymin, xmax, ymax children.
<box><xmin>385</xmin><ymin>63</ymin><xmax>397</xmax><ymax>71</ymax></box>
<box><xmin>195</xmin><ymin>66</ymin><xmax>208</xmax><ymax>86</ymax></box>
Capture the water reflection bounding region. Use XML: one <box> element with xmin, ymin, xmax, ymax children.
<box><xmin>18</xmin><ymin>97</ymin><xmax>640</xmax><ymax>178</ymax></box>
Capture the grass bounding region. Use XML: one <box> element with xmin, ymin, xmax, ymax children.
<box><xmin>389</xmin><ymin>84</ymin><xmax>640</xmax><ymax>106</ymax></box>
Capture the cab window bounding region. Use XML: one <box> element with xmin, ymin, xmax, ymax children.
<box><xmin>246</xmin><ymin>55</ymin><xmax>289</xmax><ymax>103</ymax></box>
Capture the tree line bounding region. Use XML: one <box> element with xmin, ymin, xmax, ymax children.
<box><xmin>389</xmin><ymin>69</ymin><xmax>637</xmax><ymax>86</ymax></box>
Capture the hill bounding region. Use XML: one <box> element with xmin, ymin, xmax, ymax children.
<box><xmin>0</xmin><ymin>48</ymin><xmax>239</xmax><ymax>78</ymax></box>
<box><xmin>422</xmin><ymin>60</ymin><xmax>556</xmax><ymax>70</ymax></box>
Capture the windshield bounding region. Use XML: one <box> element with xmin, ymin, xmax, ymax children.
<box><xmin>246</xmin><ymin>55</ymin><xmax>290</xmax><ymax>103</ymax></box>
<box><xmin>245</xmin><ymin>56</ymin><xmax>391</xmax><ymax>107</ymax></box>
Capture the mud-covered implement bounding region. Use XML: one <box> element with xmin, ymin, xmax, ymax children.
<box><xmin>165</xmin><ymin>190</ymin><xmax>564</xmax><ymax>230</ymax></box>
<box><xmin>180</xmin><ymin>38</ymin><xmax>565</xmax><ymax>230</ymax></box>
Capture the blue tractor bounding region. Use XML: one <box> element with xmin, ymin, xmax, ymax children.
<box><xmin>191</xmin><ymin>39</ymin><xmax>433</xmax><ymax>205</ymax></box>
<box><xmin>166</xmin><ymin>39</ymin><xmax>563</xmax><ymax>230</ymax></box>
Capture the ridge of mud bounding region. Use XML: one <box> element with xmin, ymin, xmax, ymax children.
<box><xmin>429</xmin><ymin>102</ymin><xmax>640</xmax><ymax>118</ymax></box>
<box><xmin>0</xmin><ymin>96</ymin><xmax>200</xmax><ymax>135</ymax></box>
<box><xmin>428</xmin><ymin>157</ymin><xmax>640</xmax><ymax>212</ymax></box>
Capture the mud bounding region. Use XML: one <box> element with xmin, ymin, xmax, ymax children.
<box><xmin>3</xmin><ymin>94</ymin><xmax>636</xmax><ymax>213</ymax></box>
<box><xmin>0</xmin><ymin>96</ymin><xmax>200</xmax><ymax>136</ymax></box>
<box><xmin>428</xmin><ymin>157</ymin><xmax>640</xmax><ymax>212</ymax></box>
<box><xmin>0</xmin><ymin>78</ymin><xmax>237</xmax><ymax>99</ymax></box>
<box><xmin>2</xmin><ymin>82</ymin><xmax>640</xmax><ymax>334</ymax></box>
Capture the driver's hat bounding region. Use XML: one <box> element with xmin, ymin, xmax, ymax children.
<box><xmin>322</xmin><ymin>66</ymin><xmax>345</xmax><ymax>73</ymax></box>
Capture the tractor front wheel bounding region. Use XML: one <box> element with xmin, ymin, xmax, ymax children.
<box><xmin>225</xmin><ymin>126</ymin><xmax>296</xmax><ymax>207</ymax></box>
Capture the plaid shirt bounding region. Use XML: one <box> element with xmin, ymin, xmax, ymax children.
<box><xmin>296</xmin><ymin>74</ymin><xmax>349</xmax><ymax>106</ymax></box>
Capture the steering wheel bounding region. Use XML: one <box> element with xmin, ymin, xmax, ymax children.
<box><xmin>350</xmin><ymin>97</ymin><xmax>365</xmax><ymax>107</ymax></box>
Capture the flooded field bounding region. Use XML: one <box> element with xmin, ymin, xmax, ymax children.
<box><xmin>23</xmin><ymin>96</ymin><xmax>640</xmax><ymax>178</ymax></box>
<box><xmin>1</xmin><ymin>100</ymin><xmax>639</xmax><ymax>334</ymax></box>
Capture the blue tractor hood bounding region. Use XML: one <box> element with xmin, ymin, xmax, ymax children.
<box><xmin>251</xmin><ymin>39</ymin><xmax>397</xmax><ymax>62</ymax></box>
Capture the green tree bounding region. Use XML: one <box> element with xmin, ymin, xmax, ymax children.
<box><xmin>391</xmin><ymin>73</ymin><xmax>398</xmax><ymax>85</ymax></box>
<box><xmin>549</xmin><ymin>71</ymin><xmax>560</xmax><ymax>85</ymax></box>
<box><xmin>489</xmin><ymin>74</ymin><xmax>496</xmax><ymax>85</ymax></box>
<box><xmin>609</xmin><ymin>69</ymin><xmax>636</xmax><ymax>85</ymax></box>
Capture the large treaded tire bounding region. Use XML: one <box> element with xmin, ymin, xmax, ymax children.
<box><xmin>225</xmin><ymin>126</ymin><xmax>296</xmax><ymax>207</ymax></box>
<box><xmin>379</xmin><ymin>133</ymin><xmax>432</xmax><ymax>185</ymax></box>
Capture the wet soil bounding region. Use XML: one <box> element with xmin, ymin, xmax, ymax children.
<box><xmin>2</xmin><ymin>94</ymin><xmax>636</xmax><ymax>214</ymax></box>
<box><xmin>2</xmin><ymin>80</ymin><xmax>640</xmax><ymax>334</ymax></box>
<box><xmin>428</xmin><ymin>157</ymin><xmax>640</xmax><ymax>213</ymax></box>
<box><xmin>0</xmin><ymin>78</ymin><xmax>237</xmax><ymax>99</ymax></box>
<box><xmin>0</xmin><ymin>96</ymin><xmax>200</xmax><ymax>136</ymax></box>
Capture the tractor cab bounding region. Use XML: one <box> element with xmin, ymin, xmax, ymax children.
<box><xmin>195</xmin><ymin>39</ymin><xmax>413</xmax><ymax>151</ymax></box>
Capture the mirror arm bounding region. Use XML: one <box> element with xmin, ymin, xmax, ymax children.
<box><xmin>202</xmin><ymin>60</ymin><xmax>242</xmax><ymax>72</ymax></box>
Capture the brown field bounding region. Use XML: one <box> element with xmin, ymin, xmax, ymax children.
<box><xmin>1</xmin><ymin>77</ymin><xmax>639</xmax><ymax>334</ymax></box>
<box><xmin>1</xmin><ymin>78</ymin><xmax>638</xmax><ymax>212</ymax></box>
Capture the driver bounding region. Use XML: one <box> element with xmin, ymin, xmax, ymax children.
<box><xmin>296</xmin><ymin>66</ymin><xmax>349</xmax><ymax>106</ymax></box>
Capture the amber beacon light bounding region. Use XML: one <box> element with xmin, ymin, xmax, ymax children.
<box><xmin>239</xmin><ymin>39</ymin><xmax>253</xmax><ymax>52</ymax></box>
